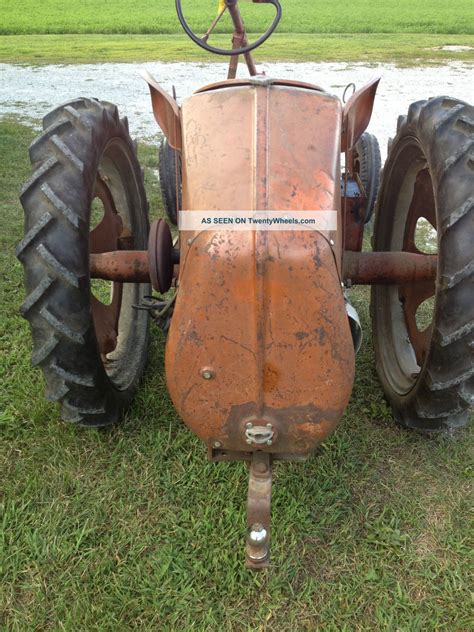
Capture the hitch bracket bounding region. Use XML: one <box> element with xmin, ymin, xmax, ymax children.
<box><xmin>245</xmin><ymin>451</ymin><xmax>272</xmax><ymax>569</ymax></box>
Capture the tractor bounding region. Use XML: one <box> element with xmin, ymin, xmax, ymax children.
<box><xmin>17</xmin><ymin>0</ymin><xmax>473</xmax><ymax>569</ymax></box>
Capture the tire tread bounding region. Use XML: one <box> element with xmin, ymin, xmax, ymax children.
<box><xmin>372</xmin><ymin>96</ymin><xmax>474</xmax><ymax>432</ymax></box>
<box><xmin>18</xmin><ymin>98</ymin><xmax>150</xmax><ymax>427</ymax></box>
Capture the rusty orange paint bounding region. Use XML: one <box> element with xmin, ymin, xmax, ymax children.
<box><xmin>167</xmin><ymin>231</ymin><xmax>354</xmax><ymax>455</ymax></box>
<box><xmin>165</xmin><ymin>81</ymin><xmax>355</xmax><ymax>456</ymax></box>
<box><xmin>143</xmin><ymin>71</ymin><xmax>182</xmax><ymax>151</ymax></box>
<box><xmin>341</xmin><ymin>77</ymin><xmax>380</xmax><ymax>151</ymax></box>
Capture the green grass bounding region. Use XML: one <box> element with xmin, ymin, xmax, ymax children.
<box><xmin>1</xmin><ymin>118</ymin><xmax>473</xmax><ymax>630</ymax></box>
<box><xmin>2</xmin><ymin>33</ymin><xmax>474</xmax><ymax>65</ymax></box>
<box><xmin>2</xmin><ymin>0</ymin><xmax>473</xmax><ymax>64</ymax></box>
<box><xmin>2</xmin><ymin>0</ymin><xmax>474</xmax><ymax>35</ymax></box>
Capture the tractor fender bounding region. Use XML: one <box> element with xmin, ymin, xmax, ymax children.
<box><xmin>142</xmin><ymin>70</ymin><xmax>182</xmax><ymax>150</ymax></box>
<box><xmin>341</xmin><ymin>77</ymin><xmax>380</xmax><ymax>151</ymax></box>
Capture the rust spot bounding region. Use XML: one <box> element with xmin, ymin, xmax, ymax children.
<box><xmin>187</xmin><ymin>329</ymin><xmax>203</xmax><ymax>347</ymax></box>
<box><xmin>264</xmin><ymin>364</ymin><xmax>279</xmax><ymax>392</ymax></box>
<box><xmin>313</xmin><ymin>245</ymin><xmax>322</xmax><ymax>268</ymax></box>
<box><xmin>295</xmin><ymin>331</ymin><xmax>309</xmax><ymax>340</ymax></box>
<box><xmin>315</xmin><ymin>327</ymin><xmax>327</xmax><ymax>345</ymax></box>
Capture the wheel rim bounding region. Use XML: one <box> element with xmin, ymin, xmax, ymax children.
<box><xmin>399</xmin><ymin>167</ymin><xmax>437</xmax><ymax>367</ymax></box>
<box><xmin>90</xmin><ymin>174</ymin><xmax>124</xmax><ymax>359</ymax></box>
<box><xmin>381</xmin><ymin>138</ymin><xmax>438</xmax><ymax>395</ymax></box>
<box><xmin>89</xmin><ymin>138</ymin><xmax>148</xmax><ymax>391</ymax></box>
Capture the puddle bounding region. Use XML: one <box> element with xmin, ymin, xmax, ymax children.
<box><xmin>1</xmin><ymin>61</ymin><xmax>472</xmax><ymax>157</ymax></box>
<box><xmin>439</xmin><ymin>45</ymin><xmax>473</xmax><ymax>52</ymax></box>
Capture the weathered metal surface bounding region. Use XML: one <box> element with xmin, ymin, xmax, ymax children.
<box><xmin>246</xmin><ymin>452</ymin><xmax>272</xmax><ymax>569</ymax></box>
<box><xmin>88</xmin><ymin>248</ymin><xmax>438</xmax><ymax>287</ymax></box>
<box><xmin>90</xmin><ymin>290</ymin><xmax>122</xmax><ymax>357</ymax></box>
<box><xmin>89</xmin><ymin>177</ymin><xmax>123</xmax><ymax>254</ymax></box>
<box><xmin>89</xmin><ymin>247</ymin><xmax>438</xmax><ymax>290</ymax></box>
<box><xmin>90</xmin><ymin>251</ymin><xmax>150</xmax><ymax>283</ymax></box>
<box><xmin>181</xmin><ymin>83</ymin><xmax>342</xmax><ymax>261</ymax></box>
<box><xmin>343</xmin><ymin>251</ymin><xmax>438</xmax><ymax>285</ymax></box>
<box><xmin>341</xmin><ymin>77</ymin><xmax>380</xmax><ymax>151</ymax></box>
<box><xmin>399</xmin><ymin>168</ymin><xmax>437</xmax><ymax>365</ymax></box>
<box><xmin>89</xmin><ymin>176</ymin><xmax>125</xmax><ymax>356</ymax></box>
<box><xmin>195</xmin><ymin>77</ymin><xmax>323</xmax><ymax>94</ymax></box>
<box><xmin>342</xmin><ymin>175</ymin><xmax>366</xmax><ymax>251</ymax></box>
<box><xmin>142</xmin><ymin>70</ymin><xmax>182</xmax><ymax>151</ymax></box>
<box><xmin>148</xmin><ymin>219</ymin><xmax>174</xmax><ymax>293</ymax></box>
<box><xmin>165</xmin><ymin>83</ymin><xmax>355</xmax><ymax>457</ymax></box>
<box><xmin>226</xmin><ymin>2</ymin><xmax>257</xmax><ymax>78</ymax></box>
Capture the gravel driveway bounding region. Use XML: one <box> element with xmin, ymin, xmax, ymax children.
<box><xmin>1</xmin><ymin>61</ymin><xmax>472</xmax><ymax>156</ymax></box>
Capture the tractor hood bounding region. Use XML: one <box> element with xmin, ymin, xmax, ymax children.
<box><xmin>163</xmin><ymin>78</ymin><xmax>356</xmax><ymax>457</ymax></box>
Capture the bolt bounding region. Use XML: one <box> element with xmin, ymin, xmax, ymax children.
<box><xmin>201</xmin><ymin>369</ymin><xmax>214</xmax><ymax>380</ymax></box>
<box><xmin>266</xmin><ymin>439</ymin><xmax>273</xmax><ymax>446</ymax></box>
<box><xmin>246</xmin><ymin>438</ymin><xmax>253</xmax><ymax>445</ymax></box>
<box><xmin>187</xmin><ymin>238</ymin><xmax>193</xmax><ymax>246</ymax></box>
<box><xmin>255</xmin><ymin>462</ymin><xmax>268</xmax><ymax>474</ymax></box>
<box><xmin>330</xmin><ymin>239</ymin><xmax>335</xmax><ymax>246</ymax></box>
<box><xmin>266</xmin><ymin>423</ymin><xmax>273</xmax><ymax>429</ymax></box>
<box><xmin>213</xmin><ymin>441</ymin><xmax>222</xmax><ymax>448</ymax></box>
<box><xmin>246</xmin><ymin>422</ymin><xmax>253</xmax><ymax>429</ymax></box>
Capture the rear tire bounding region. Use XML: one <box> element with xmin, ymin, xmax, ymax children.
<box><xmin>371</xmin><ymin>97</ymin><xmax>473</xmax><ymax>432</ymax></box>
<box><xmin>353</xmin><ymin>132</ymin><xmax>381</xmax><ymax>223</ymax></box>
<box><xmin>158</xmin><ymin>139</ymin><xmax>181</xmax><ymax>226</ymax></box>
<box><xmin>17</xmin><ymin>98</ymin><xmax>150</xmax><ymax>427</ymax></box>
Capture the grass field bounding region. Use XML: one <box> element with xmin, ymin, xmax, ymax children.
<box><xmin>1</xmin><ymin>0</ymin><xmax>474</xmax><ymax>64</ymax></box>
<box><xmin>2</xmin><ymin>33</ymin><xmax>474</xmax><ymax>65</ymax></box>
<box><xmin>1</xmin><ymin>118</ymin><xmax>473</xmax><ymax>630</ymax></box>
<box><xmin>2</xmin><ymin>0</ymin><xmax>474</xmax><ymax>35</ymax></box>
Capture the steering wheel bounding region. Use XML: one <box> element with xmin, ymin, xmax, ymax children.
<box><xmin>175</xmin><ymin>0</ymin><xmax>282</xmax><ymax>56</ymax></box>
